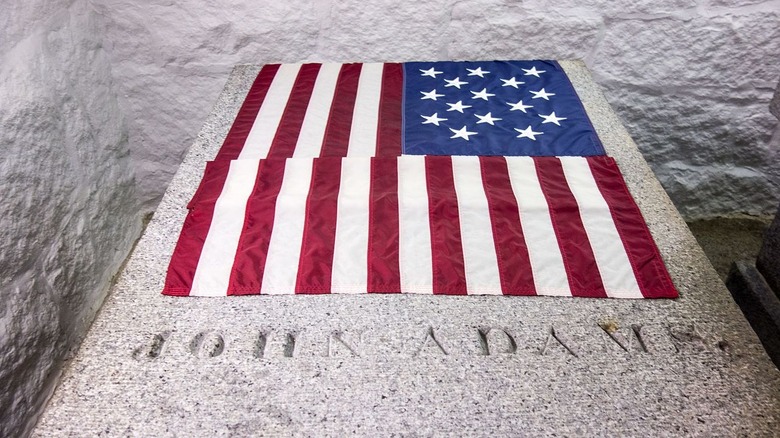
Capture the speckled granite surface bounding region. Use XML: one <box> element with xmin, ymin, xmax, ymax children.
<box><xmin>34</xmin><ymin>62</ymin><xmax>780</xmax><ymax>437</ymax></box>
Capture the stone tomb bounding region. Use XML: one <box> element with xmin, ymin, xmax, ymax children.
<box><xmin>728</xmin><ymin>204</ymin><xmax>780</xmax><ymax>368</ymax></box>
<box><xmin>34</xmin><ymin>62</ymin><xmax>780</xmax><ymax>436</ymax></box>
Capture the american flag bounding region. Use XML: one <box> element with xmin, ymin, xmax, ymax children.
<box><xmin>213</xmin><ymin>61</ymin><xmax>602</xmax><ymax>161</ymax></box>
<box><xmin>163</xmin><ymin>61</ymin><xmax>677</xmax><ymax>299</ymax></box>
<box><xmin>165</xmin><ymin>155</ymin><xmax>676</xmax><ymax>298</ymax></box>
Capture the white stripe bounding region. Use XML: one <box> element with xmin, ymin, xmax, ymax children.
<box><xmin>346</xmin><ymin>63</ymin><xmax>383</xmax><ymax>157</ymax></box>
<box><xmin>559</xmin><ymin>157</ymin><xmax>643</xmax><ymax>298</ymax></box>
<box><xmin>260</xmin><ymin>159</ymin><xmax>314</xmax><ymax>294</ymax></box>
<box><xmin>397</xmin><ymin>156</ymin><xmax>433</xmax><ymax>294</ymax></box>
<box><xmin>330</xmin><ymin>157</ymin><xmax>371</xmax><ymax>293</ymax></box>
<box><xmin>190</xmin><ymin>161</ymin><xmax>259</xmax><ymax>296</ymax></box>
<box><xmin>239</xmin><ymin>64</ymin><xmax>301</xmax><ymax>160</ymax></box>
<box><xmin>292</xmin><ymin>63</ymin><xmax>342</xmax><ymax>158</ymax></box>
<box><xmin>451</xmin><ymin>157</ymin><xmax>502</xmax><ymax>295</ymax></box>
<box><xmin>505</xmin><ymin>158</ymin><xmax>571</xmax><ymax>297</ymax></box>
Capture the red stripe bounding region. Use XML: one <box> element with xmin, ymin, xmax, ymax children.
<box><xmin>187</xmin><ymin>160</ymin><xmax>232</xmax><ymax>209</ymax></box>
<box><xmin>266</xmin><ymin>64</ymin><xmax>320</xmax><ymax>158</ymax></box>
<box><xmin>534</xmin><ymin>157</ymin><xmax>607</xmax><ymax>298</ymax></box>
<box><xmin>295</xmin><ymin>158</ymin><xmax>342</xmax><ymax>294</ymax></box>
<box><xmin>215</xmin><ymin>64</ymin><xmax>280</xmax><ymax>161</ymax></box>
<box><xmin>319</xmin><ymin>64</ymin><xmax>362</xmax><ymax>157</ymax></box>
<box><xmin>162</xmin><ymin>208</ymin><xmax>219</xmax><ymax>296</ymax></box>
<box><xmin>425</xmin><ymin>156</ymin><xmax>468</xmax><ymax>295</ymax></box>
<box><xmin>479</xmin><ymin>157</ymin><xmax>536</xmax><ymax>296</ymax></box>
<box><xmin>376</xmin><ymin>63</ymin><xmax>403</xmax><ymax>156</ymax></box>
<box><xmin>367</xmin><ymin>157</ymin><xmax>401</xmax><ymax>292</ymax></box>
<box><xmin>587</xmin><ymin>157</ymin><xmax>678</xmax><ymax>298</ymax></box>
<box><xmin>226</xmin><ymin>159</ymin><xmax>287</xmax><ymax>295</ymax></box>
<box><xmin>163</xmin><ymin>162</ymin><xmax>235</xmax><ymax>296</ymax></box>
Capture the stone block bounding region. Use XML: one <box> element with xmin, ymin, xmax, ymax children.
<box><xmin>707</xmin><ymin>0</ymin><xmax>770</xmax><ymax>7</ymax></box>
<box><xmin>524</xmin><ymin>0</ymin><xmax>697</xmax><ymax>16</ymax></box>
<box><xmin>757</xmin><ymin>206</ymin><xmax>780</xmax><ymax>295</ymax></box>
<box><xmin>593</xmin><ymin>13</ymin><xmax>780</xmax><ymax>90</ymax></box>
<box><xmin>594</xmin><ymin>85</ymin><xmax>780</xmax><ymax>218</ymax></box>
<box><xmin>726</xmin><ymin>261</ymin><xmax>780</xmax><ymax>369</ymax></box>
<box><xmin>651</xmin><ymin>161</ymin><xmax>779</xmax><ymax>219</ymax></box>
<box><xmin>318</xmin><ymin>0</ymin><xmax>453</xmax><ymax>61</ymax></box>
<box><xmin>448</xmin><ymin>1</ymin><xmax>603</xmax><ymax>60</ymax></box>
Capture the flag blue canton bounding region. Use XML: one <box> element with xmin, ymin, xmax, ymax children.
<box><xmin>402</xmin><ymin>60</ymin><xmax>604</xmax><ymax>156</ymax></box>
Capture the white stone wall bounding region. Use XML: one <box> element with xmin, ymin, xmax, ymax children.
<box><xmin>95</xmin><ymin>0</ymin><xmax>780</xmax><ymax>218</ymax></box>
<box><xmin>0</xmin><ymin>1</ymin><xmax>140</xmax><ymax>436</ymax></box>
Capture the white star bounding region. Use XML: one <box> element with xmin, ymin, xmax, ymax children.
<box><xmin>444</xmin><ymin>77</ymin><xmax>468</xmax><ymax>89</ymax></box>
<box><xmin>514</xmin><ymin>125</ymin><xmax>544</xmax><ymax>140</ymax></box>
<box><xmin>421</xmin><ymin>89</ymin><xmax>445</xmax><ymax>101</ymax></box>
<box><xmin>421</xmin><ymin>113</ymin><xmax>448</xmax><ymax>126</ymax></box>
<box><xmin>446</xmin><ymin>100</ymin><xmax>472</xmax><ymax>113</ymax></box>
<box><xmin>466</xmin><ymin>67</ymin><xmax>490</xmax><ymax>78</ymax></box>
<box><xmin>471</xmin><ymin>88</ymin><xmax>496</xmax><ymax>101</ymax></box>
<box><xmin>420</xmin><ymin>67</ymin><xmax>443</xmax><ymax>78</ymax></box>
<box><xmin>450</xmin><ymin>126</ymin><xmax>478</xmax><ymax>141</ymax></box>
<box><xmin>475</xmin><ymin>112</ymin><xmax>502</xmax><ymax>125</ymax></box>
<box><xmin>539</xmin><ymin>112</ymin><xmax>567</xmax><ymax>126</ymax></box>
<box><xmin>530</xmin><ymin>88</ymin><xmax>555</xmax><ymax>100</ymax></box>
<box><xmin>507</xmin><ymin>100</ymin><xmax>533</xmax><ymax>113</ymax></box>
<box><xmin>522</xmin><ymin>66</ymin><xmax>546</xmax><ymax>77</ymax></box>
<box><xmin>500</xmin><ymin>77</ymin><xmax>525</xmax><ymax>88</ymax></box>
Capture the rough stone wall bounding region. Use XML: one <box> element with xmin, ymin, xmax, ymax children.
<box><xmin>0</xmin><ymin>1</ymin><xmax>141</xmax><ymax>436</ymax></box>
<box><xmin>95</xmin><ymin>0</ymin><xmax>780</xmax><ymax>218</ymax></box>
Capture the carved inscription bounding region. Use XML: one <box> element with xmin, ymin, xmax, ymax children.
<box><xmin>415</xmin><ymin>327</ymin><xmax>448</xmax><ymax>356</ymax></box>
<box><xmin>190</xmin><ymin>331</ymin><xmax>225</xmax><ymax>358</ymax></box>
<box><xmin>132</xmin><ymin>330</ymin><xmax>170</xmax><ymax>360</ymax></box>
<box><xmin>260</xmin><ymin>331</ymin><xmax>298</xmax><ymax>358</ymax></box>
<box><xmin>327</xmin><ymin>331</ymin><xmax>362</xmax><ymax>357</ymax></box>
<box><xmin>668</xmin><ymin>324</ymin><xmax>708</xmax><ymax>353</ymax></box>
<box><xmin>600</xmin><ymin>322</ymin><xmax>648</xmax><ymax>353</ymax></box>
<box><xmin>541</xmin><ymin>327</ymin><xmax>580</xmax><ymax>357</ymax></box>
<box><xmin>133</xmin><ymin>322</ymin><xmax>731</xmax><ymax>361</ymax></box>
<box><xmin>254</xmin><ymin>332</ymin><xmax>268</xmax><ymax>359</ymax></box>
<box><xmin>478</xmin><ymin>327</ymin><xmax>517</xmax><ymax>355</ymax></box>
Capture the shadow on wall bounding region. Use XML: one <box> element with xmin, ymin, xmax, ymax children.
<box><xmin>0</xmin><ymin>0</ymin><xmax>141</xmax><ymax>436</ymax></box>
